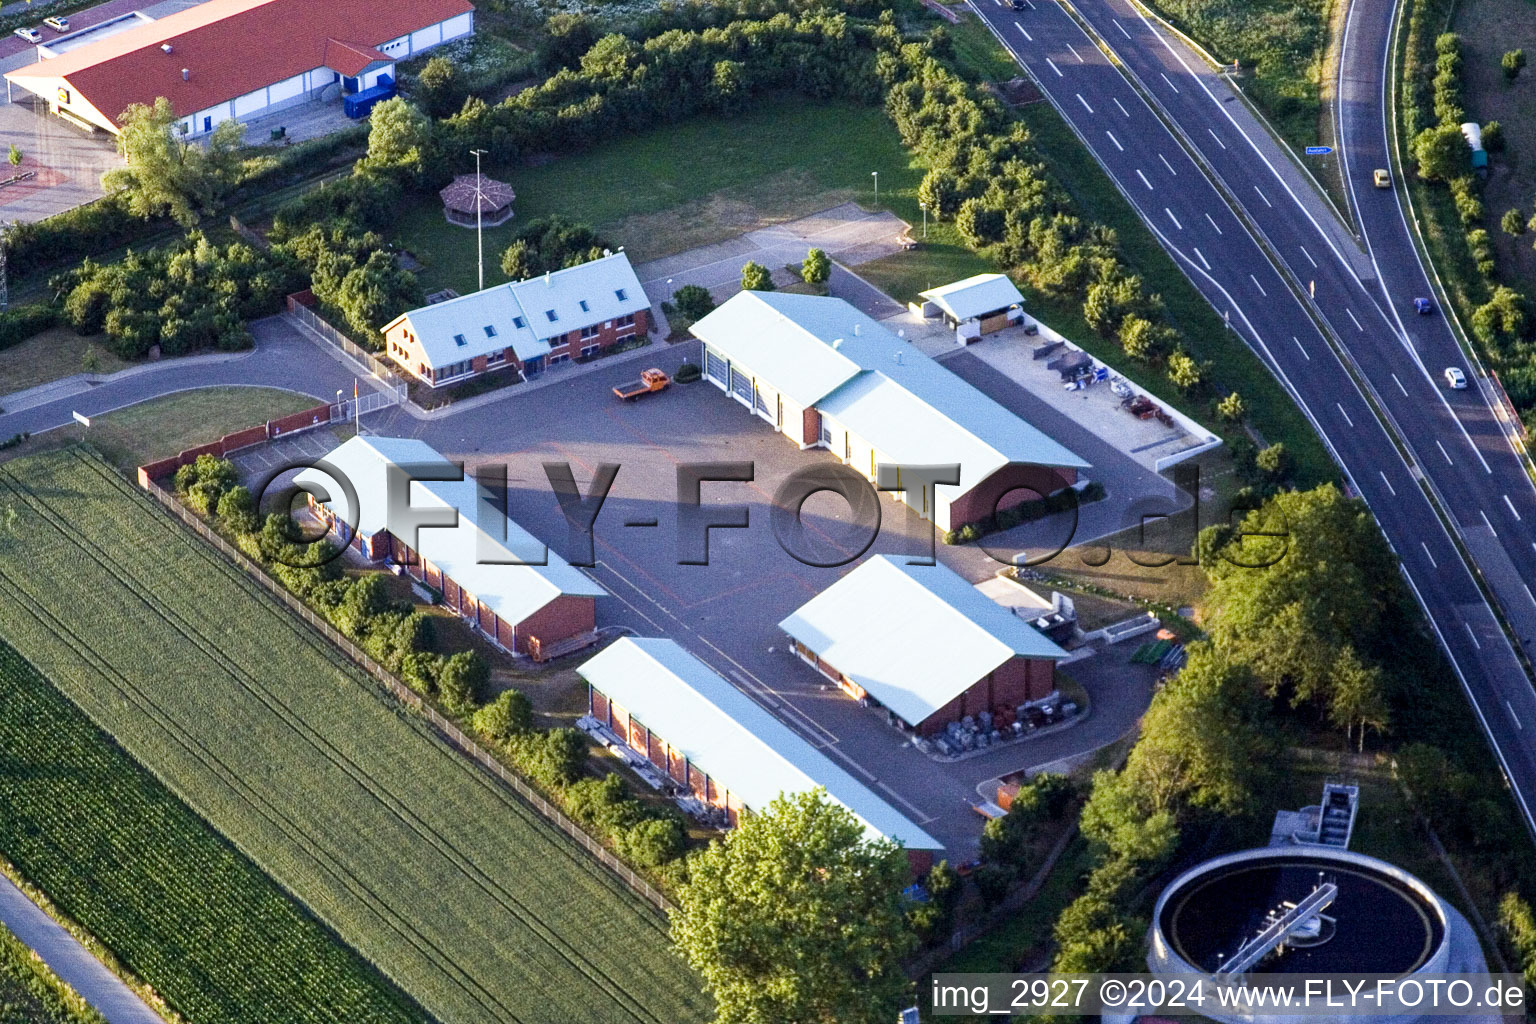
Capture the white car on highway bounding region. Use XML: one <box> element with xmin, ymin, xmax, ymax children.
<box><xmin>1444</xmin><ymin>367</ymin><xmax>1467</xmax><ymax>390</ymax></box>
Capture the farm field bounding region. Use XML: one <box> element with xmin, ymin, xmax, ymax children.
<box><xmin>0</xmin><ymin>640</ymin><xmax>424</xmax><ymax>1024</ymax></box>
<box><xmin>0</xmin><ymin>448</ymin><xmax>712</xmax><ymax>1024</ymax></box>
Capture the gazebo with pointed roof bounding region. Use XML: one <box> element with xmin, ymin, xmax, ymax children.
<box><xmin>440</xmin><ymin>173</ymin><xmax>515</xmax><ymax>228</ymax></box>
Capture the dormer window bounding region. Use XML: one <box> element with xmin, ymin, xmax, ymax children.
<box><xmin>614</xmin><ymin>288</ymin><xmax>627</xmax><ymax>302</ymax></box>
<box><xmin>453</xmin><ymin>333</ymin><xmax>467</xmax><ymax>347</ymax></box>
<box><xmin>483</xmin><ymin>324</ymin><xmax>497</xmax><ymax>337</ymax></box>
<box><xmin>545</xmin><ymin>309</ymin><xmax>558</xmax><ymax>322</ymax></box>
<box><xmin>578</xmin><ymin>299</ymin><xmax>590</xmax><ymax>313</ymax></box>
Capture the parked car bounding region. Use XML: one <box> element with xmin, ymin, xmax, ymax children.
<box><xmin>1373</xmin><ymin>168</ymin><xmax>1391</xmax><ymax>188</ymax></box>
<box><xmin>12</xmin><ymin>26</ymin><xmax>41</xmax><ymax>42</ymax></box>
<box><xmin>1414</xmin><ymin>297</ymin><xmax>1434</xmax><ymax>314</ymax></box>
<box><xmin>1444</xmin><ymin>367</ymin><xmax>1467</xmax><ymax>390</ymax></box>
<box><xmin>42</xmin><ymin>16</ymin><xmax>68</xmax><ymax>30</ymax></box>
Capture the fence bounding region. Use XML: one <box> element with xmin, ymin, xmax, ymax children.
<box><xmin>284</xmin><ymin>294</ymin><xmax>404</xmax><ymax>388</ymax></box>
<box><xmin>136</xmin><ymin>402</ymin><xmax>333</xmax><ymax>484</ymax></box>
<box><xmin>136</xmin><ymin>475</ymin><xmax>675</xmax><ymax>916</ymax></box>
<box><xmin>329</xmin><ymin>384</ymin><xmax>407</xmax><ymax>423</ymax></box>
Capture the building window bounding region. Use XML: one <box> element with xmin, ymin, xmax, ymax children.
<box><xmin>578</xmin><ymin>299</ymin><xmax>590</xmax><ymax>312</ymax></box>
<box><xmin>614</xmin><ymin>288</ymin><xmax>627</xmax><ymax>301</ymax></box>
<box><xmin>513</xmin><ymin>315</ymin><xmax>525</xmax><ymax>329</ymax></box>
<box><xmin>549</xmin><ymin>353</ymin><xmax>570</xmax><ymax>366</ymax></box>
<box><xmin>483</xmin><ymin>324</ymin><xmax>497</xmax><ymax>337</ymax></box>
<box><xmin>453</xmin><ymin>333</ymin><xmax>467</xmax><ymax>347</ymax></box>
<box><xmin>616</xmin><ymin>313</ymin><xmax>636</xmax><ymax>328</ymax></box>
<box><xmin>487</xmin><ymin>349</ymin><xmax>506</xmax><ymax>365</ymax></box>
<box><xmin>581</xmin><ymin>344</ymin><xmax>599</xmax><ymax>358</ymax></box>
<box><xmin>545</xmin><ymin>309</ymin><xmax>558</xmax><ymax>323</ymax></box>
<box><xmin>579</xmin><ymin>325</ymin><xmax>600</xmax><ymax>340</ymax></box>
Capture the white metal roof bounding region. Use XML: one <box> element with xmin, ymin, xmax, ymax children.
<box><xmin>778</xmin><ymin>555</ymin><xmax>1067</xmax><ymax>727</ymax></box>
<box><xmin>295</xmin><ymin>436</ymin><xmax>605</xmax><ymax>627</ymax></box>
<box><xmin>578</xmin><ymin>637</ymin><xmax>943</xmax><ymax>850</ymax></box>
<box><xmin>692</xmin><ymin>291</ymin><xmax>1086</xmax><ymax>473</ymax></box>
<box><xmin>386</xmin><ymin>251</ymin><xmax>648</xmax><ymax>369</ymax></box>
<box><xmin>919</xmin><ymin>273</ymin><xmax>1025</xmax><ymax>322</ymax></box>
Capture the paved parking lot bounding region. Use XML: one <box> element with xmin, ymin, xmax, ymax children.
<box><xmin>363</xmin><ymin>354</ymin><xmax>1165</xmax><ymax>853</ymax></box>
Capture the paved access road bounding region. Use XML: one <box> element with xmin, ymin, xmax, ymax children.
<box><xmin>969</xmin><ymin>0</ymin><xmax>1536</xmax><ymax>832</ymax></box>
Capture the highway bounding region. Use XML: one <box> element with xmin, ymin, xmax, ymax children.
<box><xmin>968</xmin><ymin>0</ymin><xmax>1536</xmax><ymax>831</ymax></box>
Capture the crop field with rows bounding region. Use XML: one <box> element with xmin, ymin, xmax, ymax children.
<box><xmin>0</xmin><ymin>448</ymin><xmax>711</xmax><ymax>1024</ymax></box>
<box><xmin>0</xmin><ymin>641</ymin><xmax>426</xmax><ymax>1024</ymax></box>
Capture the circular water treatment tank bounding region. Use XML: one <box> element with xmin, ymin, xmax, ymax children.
<box><xmin>1151</xmin><ymin>846</ymin><xmax>1449</xmax><ymax>978</ymax></box>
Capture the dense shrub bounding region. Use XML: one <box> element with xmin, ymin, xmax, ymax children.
<box><xmin>0</xmin><ymin>304</ymin><xmax>60</xmax><ymax>353</ymax></box>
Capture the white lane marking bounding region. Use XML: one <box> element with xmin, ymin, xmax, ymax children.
<box><xmin>1390</xmin><ymin>373</ymin><xmax>1407</xmax><ymax>395</ymax></box>
<box><xmin>1378</xmin><ymin>471</ymin><xmax>1396</xmax><ymax>496</ymax></box>
<box><xmin>1046</xmin><ymin>57</ymin><xmax>1063</xmax><ymax>77</ymax></box>
<box><xmin>1254</xmin><ymin>185</ymin><xmax>1273</xmax><ymax>208</ymax></box>
<box><xmin>1249</xmin><ymin>274</ymin><xmax>1267</xmax><ymax>297</ymax></box>
<box><xmin>1300</xmin><ymin>245</ymin><xmax>1317</xmax><ymax>268</ymax></box>
<box><xmin>1066</xmin><ymin>42</ymin><xmax>1085</xmax><ymax>62</ymax></box>
<box><xmin>1158</xmin><ymin>153</ymin><xmax>1177</xmax><ymax>175</ymax></box>
<box><xmin>1505</xmin><ymin>494</ymin><xmax>1523</xmax><ymax>521</ymax></box>
<box><xmin>1465</xmin><ymin>622</ymin><xmax>1482</xmax><ymax>650</ymax></box>
<box><xmin>1016</xmin><ymin>24</ymin><xmax>1034</xmax><ymax>41</ymax></box>
<box><xmin>1165</xmin><ymin>207</ymin><xmax>1183</xmax><ymax>230</ymax></box>
<box><xmin>1207</xmin><ymin>126</ymin><xmax>1226</xmax><ymax>149</ymax></box>
<box><xmin>1161</xmin><ymin>72</ymin><xmax>1181</xmax><ymax>93</ymax></box>
<box><xmin>1526</xmin><ymin>583</ymin><xmax>1536</xmax><ymax>610</ymax></box>
<box><xmin>1204</xmin><ymin>212</ymin><xmax>1222</xmax><ymax>234</ymax></box>
<box><xmin>1193</xmin><ymin>247</ymin><xmax>1211</xmax><ymax>270</ymax></box>
<box><xmin>1347</xmin><ymin>308</ymin><xmax>1364</xmax><ymax>332</ymax></box>
<box><xmin>1421</xmin><ymin>542</ymin><xmax>1438</xmax><ymax>568</ymax></box>
<box><xmin>1291</xmin><ymin>336</ymin><xmax>1309</xmax><ymax>360</ymax></box>
<box><xmin>1113</xmin><ymin>17</ymin><xmax>1131</xmax><ymax>38</ymax></box>
<box><xmin>1436</xmin><ymin>440</ymin><xmax>1454</xmax><ymax>465</ymax></box>
<box><xmin>1136</xmin><ymin>168</ymin><xmax>1154</xmax><ymax>190</ymax></box>
<box><xmin>1106</xmin><ymin>130</ymin><xmax>1124</xmax><ymax>151</ymax></box>
<box><xmin>1481</xmin><ymin>509</ymin><xmax>1498</xmax><ymax>537</ymax></box>
<box><xmin>1336</xmin><ymin>403</ymin><xmax>1354</xmax><ymax>427</ymax></box>
<box><xmin>1077</xmin><ymin>93</ymin><xmax>1094</xmax><ymax>113</ymax></box>
<box><xmin>1508</xmin><ymin>701</ymin><xmax>1523</xmax><ymax>730</ymax></box>
<box><xmin>1114</xmin><ymin>97</ymin><xmax>1130</xmax><ymax>117</ymax></box>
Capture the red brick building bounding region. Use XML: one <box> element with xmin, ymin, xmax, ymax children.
<box><xmin>779</xmin><ymin>555</ymin><xmax>1067</xmax><ymax>736</ymax></box>
<box><xmin>297</xmin><ymin>435</ymin><xmax>606</xmax><ymax>656</ymax></box>
<box><xmin>381</xmin><ymin>251</ymin><xmax>650</xmax><ymax>386</ymax></box>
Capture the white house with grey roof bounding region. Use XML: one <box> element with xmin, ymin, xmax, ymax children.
<box><xmin>578</xmin><ymin>637</ymin><xmax>944</xmax><ymax>868</ymax></box>
<box><xmin>690</xmin><ymin>290</ymin><xmax>1089</xmax><ymax>532</ymax></box>
<box><xmin>779</xmin><ymin>555</ymin><xmax>1067</xmax><ymax>735</ymax></box>
<box><xmin>382</xmin><ymin>251</ymin><xmax>649</xmax><ymax>386</ymax></box>
<box><xmin>295</xmin><ymin>435</ymin><xmax>607</xmax><ymax>658</ymax></box>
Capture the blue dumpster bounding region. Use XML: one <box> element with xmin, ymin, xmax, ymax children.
<box><xmin>344</xmin><ymin>75</ymin><xmax>395</xmax><ymax>119</ymax></box>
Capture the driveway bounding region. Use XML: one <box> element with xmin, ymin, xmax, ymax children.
<box><xmin>364</xmin><ymin>355</ymin><xmax>1161</xmax><ymax>854</ymax></box>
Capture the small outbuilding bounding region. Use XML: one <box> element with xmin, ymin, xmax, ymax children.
<box><xmin>779</xmin><ymin>555</ymin><xmax>1067</xmax><ymax>736</ymax></box>
<box><xmin>919</xmin><ymin>273</ymin><xmax>1025</xmax><ymax>340</ymax></box>
<box><xmin>440</xmin><ymin>173</ymin><xmax>516</xmax><ymax>228</ymax></box>
<box><xmin>578</xmin><ymin>637</ymin><xmax>943</xmax><ymax>869</ymax></box>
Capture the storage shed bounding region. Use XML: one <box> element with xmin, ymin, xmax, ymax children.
<box><xmin>919</xmin><ymin>273</ymin><xmax>1025</xmax><ymax>339</ymax></box>
<box><xmin>578</xmin><ymin>637</ymin><xmax>944</xmax><ymax>869</ymax></box>
<box><xmin>779</xmin><ymin>555</ymin><xmax>1068</xmax><ymax>736</ymax></box>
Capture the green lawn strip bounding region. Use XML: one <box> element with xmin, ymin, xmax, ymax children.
<box><xmin>0</xmin><ymin>327</ymin><xmax>130</xmax><ymax>395</ymax></box>
<box><xmin>0</xmin><ymin>640</ymin><xmax>424</xmax><ymax>1024</ymax></box>
<box><xmin>0</xmin><ymin>448</ymin><xmax>712</xmax><ymax>1024</ymax></box>
<box><xmin>391</xmin><ymin>97</ymin><xmax>908</xmax><ymax>289</ymax></box>
<box><xmin>0</xmin><ymin>917</ymin><xmax>107</xmax><ymax>1024</ymax></box>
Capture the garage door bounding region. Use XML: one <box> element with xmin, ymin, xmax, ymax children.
<box><xmin>754</xmin><ymin>381</ymin><xmax>771</xmax><ymax>416</ymax></box>
<box><xmin>705</xmin><ymin>348</ymin><xmax>728</xmax><ymax>386</ymax></box>
<box><xmin>730</xmin><ymin>365</ymin><xmax>752</xmax><ymax>403</ymax></box>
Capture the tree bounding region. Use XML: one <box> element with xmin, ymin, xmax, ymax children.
<box><xmin>499</xmin><ymin>216</ymin><xmax>612</xmax><ymax>280</ymax></box>
<box><xmin>1503</xmin><ymin>208</ymin><xmax>1527</xmax><ymax>236</ymax></box>
<box><xmin>541</xmin><ymin>12</ymin><xmax>598</xmax><ymax>71</ymax></box>
<box><xmin>1329</xmin><ymin>646</ymin><xmax>1390</xmax><ymax>751</ymax></box>
<box><xmin>1119</xmin><ymin>315</ymin><xmax>1173</xmax><ymax>362</ymax></box>
<box><xmin>102</xmin><ymin>97</ymin><xmax>243</xmax><ymax>226</ymax></box>
<box><xmin>1414</xmin><ymin>123</ymin><xmax>1470</xmax><ymax>182</ymax></box>
<box><xmin>1216</xmin><ymin>391</ymin><xmax>1245</xmax><ymax>422</ymax></box>
<box><xmin>670</xmin><ymin>284</ymin><xmax>715</xmax><ymax>324</ymax></box>
<box><xmin>1167</xmin><ymin>349</ymin><xmax>1204</xmax><ymax>391</ymax></box>
<box><xmin>1256</xmin><ymin>442</ymin><xmax>1292</xmax><ymax>480</ymax></box>
<box><xmin>436</xmin><ymin>650</ymin><xmax>488</xmax><ymax>713</ymax></box>
<box><xmin>1498</xmin><ymin>892</ymin><xmax>1536</xmax><ymax>990</ymax></box>
<box><xmin>360</xmin><ymin>98</ymin><xmax>434</xmax><ymax>184</ymax></box>
<box><xmin>512</xmin><ymin>727</ymin><xmax>586</xmax><ymax>788</ymax></box>
<box><xmin>740</xmin><ymin>260</ymin><xmax>775</xmax><ymax>292</ymax></box>
<box><xmin>672</xmin><ymin>789</ymin><xmax>916</xmax><ymax>1024</ymax></box>
<box><xmin>1503</xmin><ymin>49</ymin><xmax>1527</xmax><ymax>81</ymax></box>
<box><xmin>711</xmin><ymin>60</ymin><xmax>747</xmax><ymax>115</ymax></box>
<box><xmin>1483</xmin><ymin>120</ymin><xmax>1505</xmax><ymax>153</ymax></box>
<box><xmin>6</xmin><ymin>144</ymin><xmax>20</xmax><ymax>167</ymax></box>
<box><xmin>801</xmin><ymin>247</ymin><xmax>831</xmax><ymax>286</ymax></box>
<box><xmin>471</xmin><ymin>689</ymin><xmax>532</xmax><ymax>742</ymax></box>
<box><xmin>622</xmin><ymin>817</ymin><xmax>685</xmax><ymax>867</ymax></box>
<box><xmin>415</xmin><ymin>56</ymin><xmax>465</xmax><ymax>119</ymax></box>
<box><xmin>1469</xmin><ymin>285</ymin><xmax>1528</xmax><ymax>348</ymax></box>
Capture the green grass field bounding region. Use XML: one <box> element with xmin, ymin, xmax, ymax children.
<box><xmin>392</xmin><ymin>97</ymin><xmax>909</xmax><ymax>290</ymax></box>
<box><xmin>0</xmin><ymin>640</ymin><xmax>425</xmax><ymax>1024</ymax></box>
<box><xmin>0</xmin><ymin>918</ymin><xmax>106</xmax><ymax>1024</ymax></box>
<box><xmin>0</xmin><ymin>448</ymin><xmax>711</xmax><ymax>1024</ymax></box>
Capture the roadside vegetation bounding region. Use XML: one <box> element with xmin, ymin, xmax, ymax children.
<box><xmin>0</xmin><ymin>448</ymin><xmax>713</xmax><ymax>1024</ymax></box>
<box><xmin>0</xmin><ymin>915</ymin><xmax>107</xmax><ymax>1024</ymax></box>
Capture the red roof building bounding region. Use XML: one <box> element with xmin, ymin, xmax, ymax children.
<box><xmin>3</xmin><ymin>0</ymin><xmax>473</xmax><ymax>136</ymax></box>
